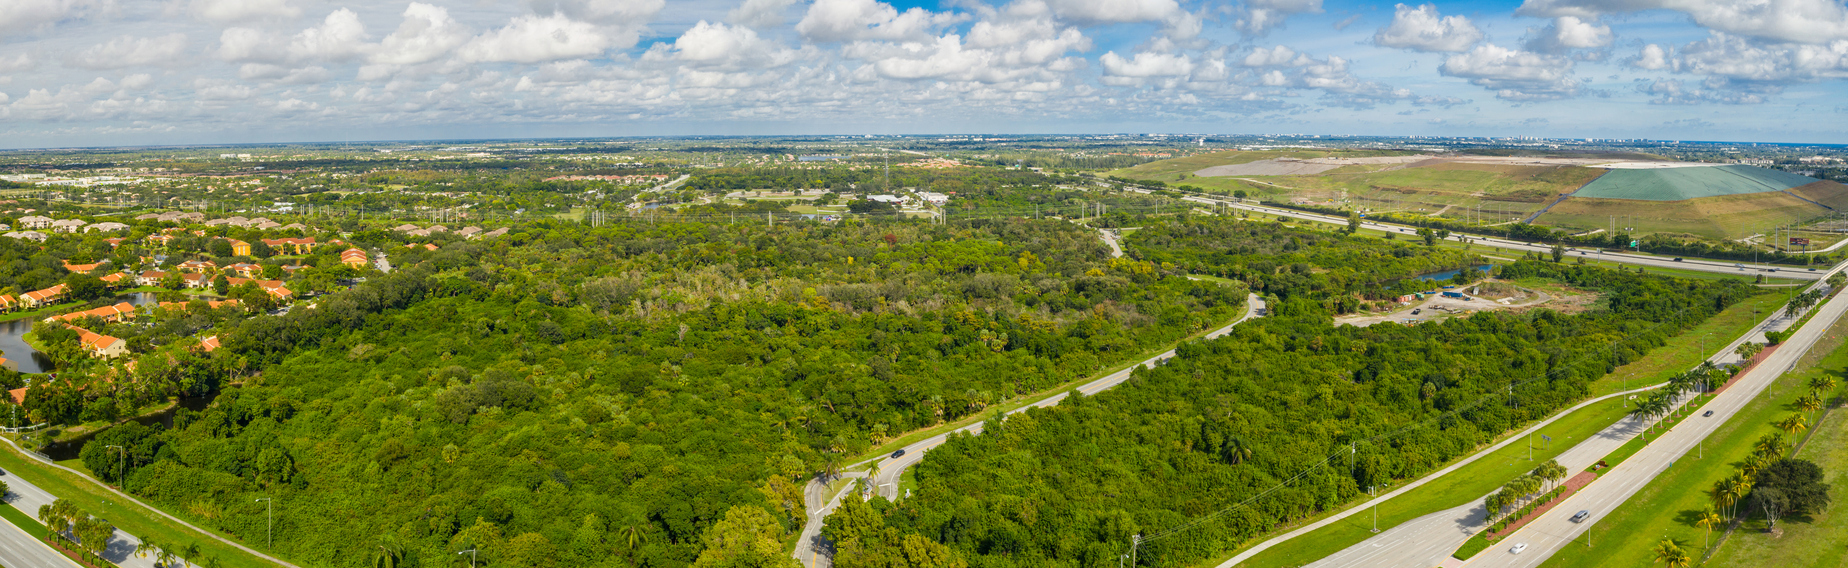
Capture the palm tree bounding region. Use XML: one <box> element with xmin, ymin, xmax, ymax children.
<box><xmin>617</xmin><ymin>523</ymin><xmax>648</xmax><ymax>567</ymax></box>
<box><xmin>1665</xmin><ymin>547</ymin><xmax>1692</xmax><ymax>568</ymax></box>
<box><xmin>1776</xmin><ymin>414</ymin><xmax>1808</xmax><ymax>437</ymax></box>
<box><xmin>1225</xmin><ymin>437</ymin><xmax>1253</xmax><ymax>465</ymax></box>
<box><xmin>1723</xmin><ymin>474</ymin><xmax>1752</xmax><ymax>519</ymax></box>
<box><xmin>1809</xmin><ymin>374</ymin><xmax>1838</xmax><ymax>397</ymax></box>
<box><xmin>1696</xmin><ymin>508</ymin><xmax>1725</xmax><ymax>550</ymax></box>
<box><xmin>1653</xmin><ymin>538</ymin><xmax>1684</xmax><ymax>566</ymax></box>
<box><xmin>1754</xmin><ymin>433</ymin><xmax>1789</xmax><ymax>459</ymax></box>
<box><xmin>1799</xmin><ymin>394</ymin><xmax>1823</xmax><ymax>414</ymax></box>
<box><xmin>374</xmin><ymin>535</ymin><xmax>405</xmax><ymax>568</ymax></box>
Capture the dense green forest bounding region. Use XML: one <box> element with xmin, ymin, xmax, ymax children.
<box><xmin>61</xmin><ymin>219</ymin><xmax>1252</xmax><ymax>568</ymax></box>
<box><xmin>848</xmin><ymin>261</ymin><xmax>1753</xmax><ymax>568</ymax></box>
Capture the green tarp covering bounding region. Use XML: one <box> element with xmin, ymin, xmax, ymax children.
<box><xmin>1572</xmin><ymin>165</ymin><xmax>1817</xmax><ymax>201</ymax></box>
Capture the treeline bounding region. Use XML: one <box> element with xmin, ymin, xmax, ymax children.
<box><xmin>860</xmin><ymin>260</ymin><xmax>1753</xmax><ymax>568</ymax></box>
<box><xmin>1126</xmin><ymin>217</ymin><xmax>1482</xmax><ymax>308</ymax></box>
<box><xmin>686</xmin><ymin>166</ymin><xmax>1053</xmax><ymax>194</ymax></box>
<box><xmin>42</xmin><ymin>219</ymin><xmax>1252</xmax><ymax>568</ymax></box>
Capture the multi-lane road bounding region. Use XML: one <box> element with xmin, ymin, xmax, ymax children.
<box><xmin>793</xmin><ymin>293</ymin><xmax>1267</xmax><ymax>567</ymax></box>
<box><xmin>1467</xmin><ymin>260</ymin><xmax>1848</xmax><ymax>567</ymax></box>
<box><xmin>1247</xmin><ymin>258</ymin><xmax>1847</xmax><ymax>567</ymax></box>
<box><xmin>1158</xmin><ymin>191</ymin><xmax>1824</xmax><ymax>282</ymax></box>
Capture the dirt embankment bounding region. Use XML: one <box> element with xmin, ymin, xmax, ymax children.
<box><xmin>1335</xmin><ymin>280</ymin><xmax>1595</xmax><ymax>327</ymax></box>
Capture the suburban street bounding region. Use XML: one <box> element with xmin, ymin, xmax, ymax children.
<box><xmin>794</xmin><ymin>293</ymin><xmax>1267</xmax><ymax>567</ymax></box>
<box><xmin>1467</xmin><ymin>259</ymin><xmax>1848</xmax><ymax>567</ymax></box>
<box><xmin>1152</xmin><ymin>189</ymin><xmax>1826</xmax><ymax>281</ymax></box>
<box><xmin>1230</xmin><ymin>258</ymin><xmax>1848</xmax><ymax>567</ymax></box>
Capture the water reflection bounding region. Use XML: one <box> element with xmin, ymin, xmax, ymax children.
<box><xmin>0</xmin><ymin>292</ymin><xmax>160</xmax><ymax>374</ymax></box>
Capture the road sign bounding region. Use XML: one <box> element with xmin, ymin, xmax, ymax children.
<box><xmin>1791</xmin><ymin>237</ymin><xmax>1811</xmax><ymax>245</ymax></box>
<box><xmin>1630</xmin><ymin>240</ymin><xmax>1639</xmax><ymax>247</ymax></box>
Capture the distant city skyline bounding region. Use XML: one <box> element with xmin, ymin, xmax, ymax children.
<box><xmin>2</xmin><ymin>0</ymin><xmax>1846</xmax><ymax>148</ymax></box>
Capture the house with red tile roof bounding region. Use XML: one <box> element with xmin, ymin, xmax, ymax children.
<box><xmin>223</xmin><ymin>263</ymin><xmax>261</xmax><ymax>278</ymax></box>
<box><xmin>99</xmin><ymin>272</ymin><xmax>126</xmax><ymax>288</ymax></box>
<box><xmin>341</xmin><ymin>248</ymin><xmax>369</xmax><ymax>269</ymax></box>
<box><xmin>176</xmin><ymin>260</ymin><xmax>216</xmax><ymax>273</ymax></box>
<box><xmin>136</xmin><ymin>271</ymin><xmax>170</xmax><ymax>287</ymax></box>
<box><xmin>260</xmin><ymin>237</ymin><xmax>317</xmax><ymax>254</ymax></box>
<box><xmin>47</xmin><ymin>302</ymin><xmax>139</xmax><ymax>324</ymax></box>
<box><xmin>199</xmin><ymin>336</ymin><xmax>220</xmax><ymax>352</ymax></box>
<box><xmin>0</xmin><ymin>294</ymin><xmax>15</xmax><ymax>312</ymax></box>
<box><xmin>20</xmin><ymin>284</ymin><xmax>67</xmax><ymax>308</ymax></box>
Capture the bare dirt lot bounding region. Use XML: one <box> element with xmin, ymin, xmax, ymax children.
<box><xmin>1336</xmin><ymin>280</ymin><xmax>1595</xmax><ymax>327</ymax></box>
<box><xmin>1194</xmin><ymin>155</ymin><xmax>1433</xmax><ymax>177</ymax></box>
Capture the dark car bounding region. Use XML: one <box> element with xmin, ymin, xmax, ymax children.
<box><xmin>1411</xmin><ymin>309</ymin><xmax>1422</xmax><ymax>315</ymax></box>
<box><xmin>1673</xmin><ymin>257</ymin><xmax>1683</xmax><ymax>262</ymax></box>
<box><xmin>891</xmin><ymin>449</ymin><xmax>906</xmax><ymax>459</ymax></box>
<box><xmin>1703</xmin><ymin>410</ymin><xmax>1714</xmax><ymax>417</ymax></box>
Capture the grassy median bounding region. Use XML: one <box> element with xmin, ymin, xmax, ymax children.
<box><xmin>0</xmin><ymin>444</ymin><xmax>278</xmax><ymax>568</ymax></box>
<box><xmin>1536</xmin><ymin>309</ymin><xmax>1848</xmax><ymax>568</ymax></box>
<box><xmin>1704</xmin><ymin>405</ymin><xmax>1848</xmax><ymax>567</ymax></box>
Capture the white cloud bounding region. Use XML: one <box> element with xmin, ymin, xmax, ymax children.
<box><xmin>1101</xmin><ymin>51</ymin><xmax>1193</xmax><ymax>77</ymax></box>
<box><xmin>644</xmin><ymin>20</ymin><xmax>802</xmax><ymax>70</ymax></box>
<box><xmin>1043</xmin><ymin>0</ymin><xmax>1180</xmax><ymax>23</ymax></box>
<box><xmin>1440</xmin><ymin>43</ymin><xmax>1583</xmax><ymax>99</ymax></box>
<box><xmin>1524</xmin><ymin>16</ymin><xmax>1612</xmax><ymax>53</ymax></box>
<box><xmin>370</xmin><ymin>3</ymin><xmax>470</xmax><ymax>66</ymax></box>
<box><xmin>0</xmin><ymin>0</ymin><xmax>100</xmax><ymax>33</ymax></box>
<box><xmin>796</xmin><ymin>0</ymin><xmax>959</xmax><ymax>42</ymax></box>
<box><xmin>120</xmin><ymin>73</ymin><xmax>153</xmax><ymax>89</ymax></box>
<box><xmin>0</xmin><ymin>54</ymin><xmax>35</xmax><ymax>73</ymax></box>
<box><xmin>217</xmin><ymin>27</ymin><xmax>283</xmax><ymax>62</ymax></box>
<box><xmin>730</xmin><ymin>0</ymin><xmax>801</xmax><ymax>28</ymax></box>
<box><xmin>1517</xmin><ymin>0</ymin><xmax>1848</xmax><ymax>44</ymax></box>
<box><xmin>1630</xmin><ymin>43</ymin><xmax>1669</xmax><ymax>69</ymax></box>
<box><xmin>290</xmin><ymin>9</ymin><xmax>371</xmax><ymax>62</ymax></box>
<box><xmin>189</xmin><ymin>0</ymin><xmax>300</xmax><ymax>23</ymax></box>
<box><xmin>1373</xmin><ymin>4</ymin><xmax>1483</xmax><ymax>52</ymax></box>
<box><xmin>1637</xmin><ymin>77</ymin><xmax>1772</xmax><ymax>103</ymax></box>
<box><xmin>460</xmin><ymin>14</ymin><xmax>613</xmax><ymax>63</ymax></box>
<box><xmin>1237</xmin><ymin>0</ymin><xmax>1323</xmax><ymax>35</ymax></box>
<box><xmin>531</xmin><ymin>0</ymin><xmax>666</xmax><ymax>25</ymax></box>
<box><xmin>73</xmin><ymin>34</ymin><xmax>190</xmax><ymax>69</ymax></box>
<box><xmin>1242</xmin><ymin>45</ymin><xmax>1307</xmax><ymax>66</ymax></box>
<box><xmin>1670</xmin><ymin>32</ymin><xmax>1848</xmax><ymax>82</ymax></box>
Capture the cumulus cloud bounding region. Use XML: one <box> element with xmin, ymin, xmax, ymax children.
<box><xmin>1242</xmin><ymin>45</ymin><xmax>1308</xmax><ymax>66</ymax></box>
<box><xmin>1043</xmin><ymin>0</ymin><xmax>1181</xmax><ymax>23</ymax></box>
<box><xmin>730</xmin><ymin>0</ymin><xmax>801</xmax><ymax>28</ymax></box>
<box><xmin>796</xmin><ymin>0</ymin><xmax>959</xmax><ymax>42</ymax></box>
<box><xmin>1373</xmin><ymin>4</ymin><xmax>1483</xmax><ymax>52</ymax></box>
<box><xmin>1440</xmin><ymin>43</ymin><xmax>1583</xmax><ymax>99</ymax></box>
<box><xmin>0</xmin><ymin>0</ymin><xmax>101</xmax><ymax>33</ymax></box>
<box><xmin>189</xmin><ymin>0</ymin><xmax>300</xmax><ymax>23</ymax></box>
<box><xmin>644</xmin><ymin>20</ymin><xmax>802</xmax><ymax>69</ymax></box>
<box><xmin>290</xmin><ymin>9</ymin><xmax>371</xmax><ymax>61</ymax></box>
<box><xmin>73</xmin><ymin>34</ymin><xmax>190</xmax><ymax>70</ymax></box>
<box><xmin>460</xmin><ymin>14</ymin><xmax>613</xmax><ymax>63</ymax></box>
<box><xmin>1523</xmin><ymin>16</ymin><xmax>1612</xmax><ymax>54</ymax></box>
<box><xmin>531</xmin><ymin>0</ymin><xmax>667</xmax><ymax>25</ymax></box>
<box><xmin>1517</xmin><ymin>0</ymin><xmax>1848</xmax><ymax>44</ymax></box>
<box><xmin>1637</xmin><ymin>77</ymin><xmax>1773</xmax><ymax>103</ymax></box>
<box><xmin>0</xmin><ymin>54</ymin><xmax>35</xmax><ymax>73</ymax></box>
<box><xmin>1101</xmin><ymin>51</ymin><xmax>1193</xmax><ymax>78</ymax></box>
<box><xmin>1630</xmin><ymin>43</ymin><xmax>1669</xmax><ymax>69</ymax></box>
<box><xmin>1670</xmin><ymin>32</ymin><xmax>1848</xmax><ymax>82</ymax></box>
<box><xmin>370</xmin><ymin>3</ymin><xmax>470</xmax><ymax>66</ymax></box>
<box><xmin>1237</xmin><ymin>0</ymin><xmax>1323</xmax><ymax>35</ymax></box>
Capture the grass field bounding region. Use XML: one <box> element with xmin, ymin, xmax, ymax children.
<box><xmin>1107</xmin><ymin>149</ymin><xmax>1415</xmax><ymax>181</ymax></box>
<box><xmin>0</xmin><ymin>442</ymin><xmax>277</xmax><ymax>568</ymax></box>
<box><xmin>1536</xmin><ymin>309</ymin><xmax>1848</xmax><ymax>568</ymax></box>
<box><xmin>1538</xmin><ymin>191</ymin><xmax>1830</xmax><ymax>241</ymax></box>
<box><xmin>1703</xmin><ymin>401</ymin><xmax>1848</xmax><ymax>567</ymax></box>
<box><xmin>1221</xmin><ymin>395</ymin><xmax>1638</xmax><ymax>568</ymax></box>
<box><xmin>1217</xmin><ymin>286</ymin><xmax>1776</xmax><ymax>567</ymax></box>
<box><xmin>1786</xmin><ymin>180</ymin><xmax>1848</xmax><ymax>210</ymax></box>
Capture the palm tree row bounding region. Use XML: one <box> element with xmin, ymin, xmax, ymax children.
<box><xmin>134</xmin><ymin>536</ymin><xmax>204</xmax><ymax>568</ymax></box>
<box><xmin>1629</xmin><ymin>365</ymin><xmax>1725</xmax><ymax>440</ymax></box>
<box><xmin>36</xmin><ymin>498</ymin><xmax>116</xmax><ymax>566</ymax></box>
<box><xmin>1483</xmin><ymin>459</ymin><xmax>1569</xmax><ymax>525</ymax></box>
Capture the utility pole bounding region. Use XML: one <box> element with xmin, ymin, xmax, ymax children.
<box><xmin>106</xmin><ymin>445</ymin><xmax>125</xmax><ymax>483</ymax></box>
<box><xmin>459</xmin><ymin>549</ymin><xmax>477</xmax><ymax>568</ymax></box>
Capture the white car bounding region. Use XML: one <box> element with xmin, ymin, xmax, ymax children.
<box><xmin>1510</xmin><ymin>543</ymin><xmax>1528</xmax><ymax>554</ymax></box>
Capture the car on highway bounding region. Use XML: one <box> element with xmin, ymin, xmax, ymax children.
<box><xmin>1510</xmin><ymin>543</ymin><xmax>1528</xmax><ymax>554</ymax></box>
<box><xmin>1703</xmin><ymin>410</ymin><xmax>1714</xmax><ymax>417</ymax></box>
<box><xmin>1571</xmin><ymin>510</ymin><xmax>1590</xmax><ymax>523</ymax></box>
<box><xmin>1411</xmin><ymin>309</ymin><xmax>1422</xmax><ymax>315</ymax></box>
<box><xmin>1673</xmin><ymin>257</ymin><xmax>1683</xmax><ymax>262</ymax></box>
<box><xmin>891</xmin><ymin>449</ymin><xmax>906</xmax><ymax>459</ymax></box>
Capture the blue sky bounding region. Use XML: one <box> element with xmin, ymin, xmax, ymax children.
<box><xmin>1</xmin><ymin>0</ymin><xmax>1845</xmax><ymax>148</ymax></box>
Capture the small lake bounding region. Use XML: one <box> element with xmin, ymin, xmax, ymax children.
<box><xmin>41</xmin><ymin>392</ymin><xmax>220</xmax><ymax>461</ymax></box>
<box><xmin>1414</xmin><ymin>264</ymin><xmax>1499</xmax><ymax>283</ymax></box>
<box><xmin>0</xmin><ymin>292</ymin><xmax>159</xmax><ymax>374</ymax></box>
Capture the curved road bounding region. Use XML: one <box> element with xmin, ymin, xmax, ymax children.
<box><xmin>793</xmin><ymin>293</ymin><xmax>1267</xmax><ymax>568</ymax></box>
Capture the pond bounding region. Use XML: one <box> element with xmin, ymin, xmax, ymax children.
<box><xmin>0</xmin><ymin>292</ymin><xmax>160</xmax><ymax>374</ymax></box>
<box><xmin>41</xmin><ymin>392</ymin><xmax>221</xmax><ymax>461</ymax></box>
<box><xmin>1414</xmin><ymin>264</ymin><xmax>1499</xmax><ymax>283</ymax></box>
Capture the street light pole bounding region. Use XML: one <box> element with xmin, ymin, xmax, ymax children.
<box><xmin>254</xmin><ymin>498</ymin><xmax>272</xmax><ymax>549</ymax></box>
<box><xmin>459</xmin><ymin>549</ymin><xmax>477</xmax><ymax>568</ymax></box>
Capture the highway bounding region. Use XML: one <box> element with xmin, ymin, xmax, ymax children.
<box><xmin>1251</xmin><ymin>258</ymin><xmax>1848</xmax><ymax>568</ymax></box>
<box><xmin>0</xmin><ymin>488</ymin><xmax>80</xmax><ymax>568</ymax></box>
<box><xmin>0</xmin><ymin>467</ymin><xmax>152</xmax><ymax>568</ymax></box>
<box><xmin>1467</xmin><ymin>258</ymin><xmax>1848</xmax><ymax>567</ymax></box>
<box><xmin>793</xmin><ymin>293</ymin><xmax>1267</xmax><ymax>567</ymax></box>
<box><xmin>1152</xmin><ymin>190</ymin><xmax>1824</xmax><ymax>281</ymax></box>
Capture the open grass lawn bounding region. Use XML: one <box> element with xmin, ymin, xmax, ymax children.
<box><xmin>1106</xmin><ymin>150</ymin><xmax>1401</xmax><ymax>180</ymax></box>
<box><xmin>1704</xmin><ymin>405</ymin><xmax>1848</xmax><ymax>568</ymax></box>
<box><xmin>1538</xmin><ymin>192</ymin><xmax>1830</xmax><ymax>241</ymax></box>
<box><xmin>0</xmin><ymin>443</ymin><xmax>278</xmax><ymax>568</ymax></box>
<box><xmin>1536</xmin><ymin>309</ymin><xmax>1848</xmax><ymax>568</ymax></box>
<box><xmin>1221</xmin><ymin>395</ymin><xmax>1637</xmax><ymax>568</ymax></box>
<box><xmin>1585</xmin><ymin>291</ymin><xmax>1785</xmax><ymax>397</ymax></box>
